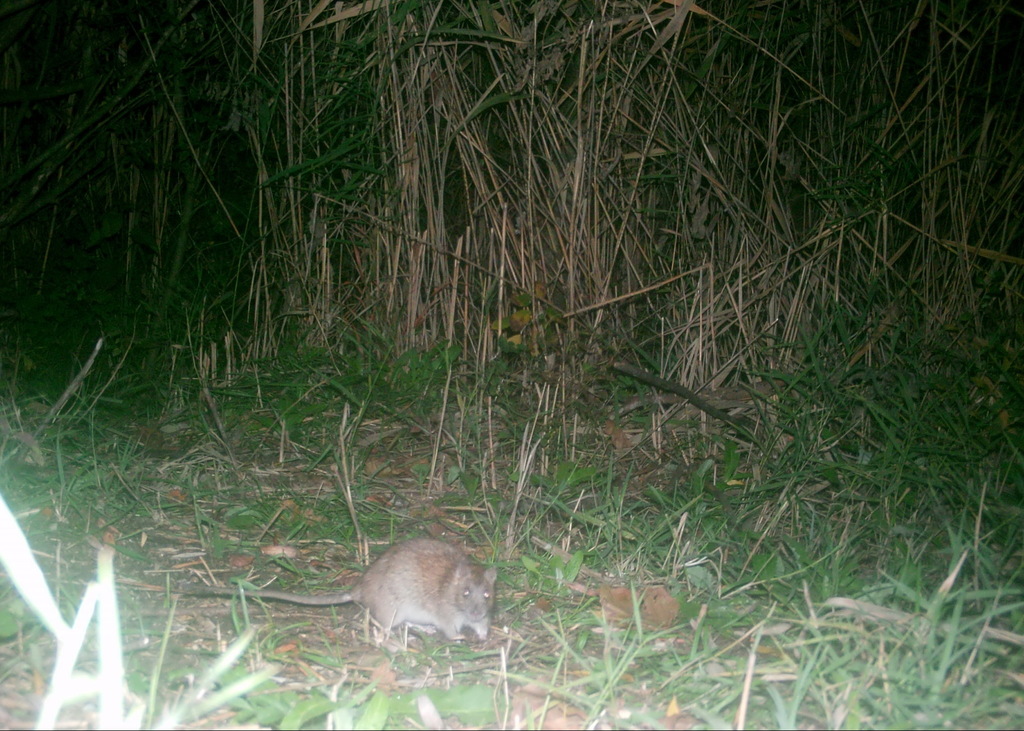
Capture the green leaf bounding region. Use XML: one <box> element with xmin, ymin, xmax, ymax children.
<box><xmin>0</xmin><ymin>608</ymin><xmax>23</xmax><ymax>639</ymax></box>
<box><xmin>553</xmin><ymin>461</ymin><xmax>597</xmax><ymax>487</ymax></box>
<box><xmin>684</xmin><ymin>565</ymin><xmax>716</xmax><ymax>592</ymax></box>
<box><xmin>281</xmin><ymin>696</ymin><xmax>343</xmax><ymax>730</ymax></box>
<box><xmin>563</xmin><ymin>550</ymin><xmax>585</xmax><ymax>582</ymax></box>
<box><xmin>389</xmin><ymin>685</ymin><xmax>496</xmax><ymax>726</ymax></box>
<box><xmin>355</xmin><ymin>690</ymin><xmax>391</xmax><ymax>730</ymax></box>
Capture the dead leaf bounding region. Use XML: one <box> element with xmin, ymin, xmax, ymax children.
<box><xmin>416</xmin><ymin>694</ymin><xmax>444</xmax><ymax>731</ymax></box>
<box><xmin>260</xmin><ymin>544</ymin><xmax>300</xmax><ymax>558</ymax></box>
<box><xmin>824</xmin><ymin>596</ymin><xmax>913</xmax><ymax>624</ymax></box>
<box><xmin>639</xmin><ymin>585</ymin><xmax>680</xmax><ymax>629</ymax></box>
<box><xmin>509</xmin><ymin>308</ymin><xmax>532</xmax><ymax>333</ymax></box>
<box><xmin>370</xmin><ymin>659</ymin><xmax>397</xmax><ymax>690</ymax></box>
<box><xmin>599</xmin><ymin>584</ymin><xmax>680</xmax><ymax>629</ymax></box>
<box><xmin>598</xmin><ymin>585</ymin><xmax>634</xmax><ymax>623</ymax></box>
<box><xmin>136</xmin><ymin>426</ymin><xmax>167</xmax><ymax>453</ymax></box>
<box><xmin>662</xmin><ymin>710</ymin><xmax>700</xmax><ymax>730</ymax></box>
<box><xmin>12</xmin><ymin>431</ymin><xmax>45</xmax><ymax>465</ymax></box>
<box><xmin>603</xmin><ymin>420</ymin><xmax>634</xmax><ymax>450</ymax></box>
<box><xmin>228</xmin><ymin>553</ymin><xmax>254</xmax><ymax>568</ymax></box>
<box><xmin>511</xmin><ymin>683</ymin><xmax>589</xmax><ymax>730</ymax></box>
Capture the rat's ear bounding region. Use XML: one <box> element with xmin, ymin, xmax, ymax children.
<box><xmin>484</xmin><ymin>567</ymin><xmax>497</xmax><ymax>585</ymax></box>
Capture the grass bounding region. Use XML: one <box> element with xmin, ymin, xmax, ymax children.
<box><xmin>1</xmin><ymin>319</ymin><xmax>1022</xmax><ymax>729</ymax></box>
<box><xmin>1</xmin><ymin>0</ymin><xmax>1021</xmax><ymax>727</ymax></box>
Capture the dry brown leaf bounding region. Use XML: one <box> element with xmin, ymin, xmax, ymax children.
<box><xmin>598</xmin><ymin>584</ymin><xmax>634</xmax><ymax>623</ymax></box>
<box><xmin>509</xmin><ymin>308</ymin><xmax>532</xmax><ymax>333</ymax></box>
<box><xmin>370</xmin><ymin>659</ymin><xmax>397</xmax><ymax>690</ymax></box>
<box><xmin>662</xmin><ymin>711</ymin><xmax>700</xmax><ymax>730</ymax></box>
<box><xmin>639</xmin><ymin>585</ymin><xmax>680</xmax><ymax>629</ymax></box>
<box><xmin>512</xmin><ymin>684</ymin><xmax>589</xmax><ymax>730</ymax></box>
<box><xmin>136</xmin><ymin>426</ymin><xmax>167</xmax><ymax>452</ymax></box>
<box><xmin>599</xmin><ymin>584</ymin><xmax>680</xmax><ymax>629</ymax></box>
<box><xmin>227</xmin><ymin>553</ymin><xmax>254</xmax><ymax>568</ymax></box>
<box><xmin>416</xmin><ymin>693</ymin><xmax>444</xmax><ymax>731</ymax></box>
<box><xmin>603</xmin><ymin>419</ymin><xmax>634</xmax><ymax>450</ymax></box>
<box><xmin>824</xmin><ymin>596</ymin><xmax>913</xmax><ymax>624</ymax></box>
<box><xmin>260</xmin><ymin>544</ymin><xmax>300</xmax><ymax>558</ymax></box>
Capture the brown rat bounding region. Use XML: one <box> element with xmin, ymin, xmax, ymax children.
<box><xmin>183</xmin><ymin>538</ymin><xmax>497</xmax><ymax>640</ymax></box>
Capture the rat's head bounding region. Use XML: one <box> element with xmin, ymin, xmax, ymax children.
<box><xmin>451</xmin><ymin>563</ymin><xmax>497</xmax><ymax>622</ymax></box>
